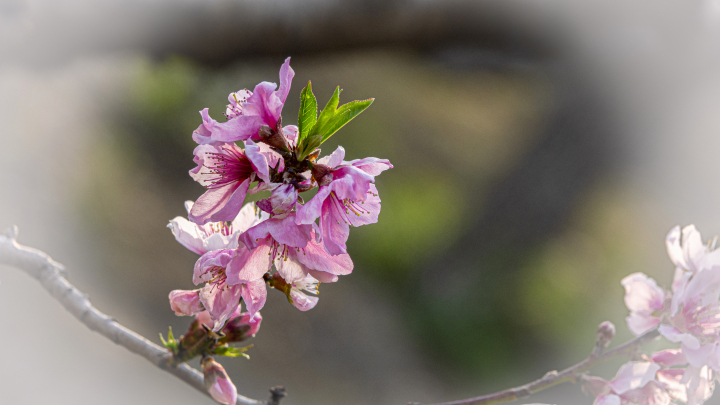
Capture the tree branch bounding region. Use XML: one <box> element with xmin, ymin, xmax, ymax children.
<box><xmin>414</xmin><ymin>328</ymin><xmax>661</xmax><ymax>405</ymax></box>
<box><xmin>0</xmin><ymin>226</ymin><xmax>273</xmax><ymax>405</ymax></box>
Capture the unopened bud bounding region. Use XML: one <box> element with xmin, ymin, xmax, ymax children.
<box><xmin>169</xmin><ymin>289</ymin><xmax>204</xmax><ymax>316</ymax></box>
<box><xmin>311</xmin><ymin>164</ymin><xmax>333</xmax><ymax>186</ymax></box>
<box><xmin>258</xmin><ymin>124</ymin><xmax>289</xmax><ymax>151</ymax></box>
<box><xmin>594</xmin><ymin>321</ymin><xmax>616</xmax><ymax>354</ymax></box>
<box><xmin>202</xmin><ymin>357</ymin><xmax>237</xmax><ymax>405</ymax></box>
<box><xmin>222</xmin><ymin>312</ymin><xmax>263</xmax><ymax>343</ymax></box>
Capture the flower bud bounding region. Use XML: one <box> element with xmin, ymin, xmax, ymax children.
<box><xmin>169</xmin><ymin>289</ymin><xmax>204</xmax><ymax>316</ymax></box>
<box><xmin>311</xmin><ymin>163</ymin><xmax>333</xmax><ymax>186</ymax></box>
<box><xmin>258</xmin><ymin>124</ymin><xmax>289</xmax><ymax>151</ymax></box>
<box><xmin>222</xmin><ymin>312</ymin><xmax>262</xmax><ymax>343</ymax></box>
<box><xmin>202</xmin><ymin>357</ymin><xmax>237</xmax><ymax>405</ymax></box>
<box><xmin>594</xmin><ymin>321</ymin><xmax>616</xmax><ymax>355</ymax></box>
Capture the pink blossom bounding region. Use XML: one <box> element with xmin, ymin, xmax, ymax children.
<box><xmin>192</xmin><ymin>58</ymin><xmax>294</xmax><ymax>145</ymax></box>
<box><xmin>659</xmin><ymin>265</ymin><xmax>720</xmax><ymax>354</ymax></box>
<box><xmin>666</xmin><ymin>225</ymin><xmax>720</xmax><ymax>291</ymax></box>
<box><xmin>256</xmin><ymin>183</ymin><xmax>298</xmax><ymax>218</ymax></box>
<box><xmin>169</xmin><ymin>201</ymin><xmax>262</xmax><ymax>255</ymax></box>
<box><xmin>188</xmin><ymin>142</ymin><xmax>276</xmax><ymax>224</ymax></box>
<box><xmin>169</xmin><ymin>202</ymin><xmax>268</xmax><ymax>329</ymax></box>
<box><xmin>296</xmin><ymin>146</ymin><xmax>392</xmax><ymax>255</ymax></box>
<box><xmin>230</xmin><ymin>212</ymin><xmax>353</xmax><ymax>285</ymax></box>
<box><xmin>202</xmin><ymin>357</ymin><xmax>237</xmax><ymax>405</ymax></box>
<box><xmin>656</xmin><ymin>366</ymin><xmax>714</xmax><ymax>405</ymax></box>
<box><xmin>288</xmin><ymin>274</ymin><xmax>320</xmax><ymax>311</ymax></box>
<box><xmin>621</xmin><ymin>273</ymin><xmax>666</xmax><ymax>336</ymax></box>
<box><xmin>168</xmin><ymin>289</ymin><xmax>204</xmax><ymax>316</ymax></box>
<box><xmin>196</xmin><ymin>308</ymin><xmax>262</xmax><ymax>341</ymax></box>
<box><xmin>593</xmin><ymin>362</ymin><xmax>671</xmax><ymax>405</ymax></box>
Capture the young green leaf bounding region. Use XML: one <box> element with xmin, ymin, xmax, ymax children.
<box><xmin>313</xmin><ymin>86</ymin><xmax>342</xmax><ymax>136</ymax></box>
<box><xmin>318</xmin><ymin>98</ymin><xmax>374</xmax><ymax>143</ymax></box>
<box><xmin>310</xmin><ymin>86</ymin><xmax>374</xmax><ymax>143</ymax></box>
<box><xmin>297</xmin><ymin>81</ymin><xmax>317</xmax><ymax>142</ymax></box>
<box><xmin>213</xmin><ymin>345</ymin><xmax>252</xmax><ymax>358</ymax></box>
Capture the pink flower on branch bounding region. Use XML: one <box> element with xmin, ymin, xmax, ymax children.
<box><xmin>168</xmin><ymin>289</ymin><xmax>204</xmax><ymax>316</ymax></box>
<box><xmin>187</xmin><ymin>142</ymin><xmax>274</xmax><ymax>224</ymax></box>
<box><xmin>202</xmin><ymin>357</ymin><xmax>238</xmax><ymax>405</ymax></box>
<box><xmin>231</xmin><ymin>212</ymin><xmax>353</xmax><ymax>286</ymax></box>
<box><xmin>621</xmin><ymin>273</ymin><xmax>667</xmax><ymax>336</ymax></box>
<box><xmin>192</xmin><ymin>58</ymin><xmax>294</xmax><ymax>145</ymax></box>
<box><xmin>296</xmin><ymin>146</ymin><xmax>392</xmax><ymax>255</ymax></box>
<box><xmin>590</xmin><ymin>362</ymin><xmax>671</xmax><ymax>405</ymax></box>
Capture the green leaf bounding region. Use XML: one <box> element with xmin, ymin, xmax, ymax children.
<box><xmin>310</xmin><ymin>86</ymin><xmax>374</xmax><ymax>143</ymax></box>
<box><xmin>297</xmin><ymin>81</ymin><xmax>317</xmax><ymax>143</ymax></box>
<box><xmin>160</xmin><ymin>327</ymin><xmax>178</xmax><ymax>353</ymax></box>
<box><xmin>213</xmin><ymin>345</ymin><xmax>252</xmax><ymax>359</ymax></box>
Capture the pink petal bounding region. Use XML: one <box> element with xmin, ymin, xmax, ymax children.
<box><xmin>626</xmin><ymin>313</ymin><xmax>660</xmax><ymax>337</ymax></box>
<box><xmin>621</xmin><ymin>273</ymin><xmax>665</xmax><ymax>313</ymax></box>
<box><xmin>290</xmin><ymin>290</ymin><xmax>319</xmax><ymax>311</ymax></box>
<box><xmin>231</xmin><ymin>203</ymin><xmax>263</xmax><ymax>234</ymax></box>
<box><xmin>240</xmin><ymin>213</ymin><xmax>313</xmax><ymax>249</ymax></box>
<box><xmin>345</xmin><ymin>156</ymin><xmax>393</xmax><ymax>176</ymax></box>
<box><xmin>243</xmin><ymin>82</ymin><xmax>283</xmax><ymax>129</ymax></box>
<box><xmin>189</xmin><ymin>178</ymin><xmax>250</xmax><ymax>225</ymax></box>
<box><xmin>241</xmin><ymin>279</ymin><xmax>267</xmax><ymax>316</ymax></box>
<box><xmin>192</xmin><ymin>108</ymin><xmax>218</xmax><ymax>145</ymax></box>
<box><xmin>659</xmin><ymin>325</ymin><xmax>701</xmax><ymax>350</ymax></box>
<box><xmin>209</xmin><ymin>377</ymin><xmax>238</xmax><ymax>405</ymax></box>
<box><xmin>276</xmin><ymin>250</ymin><xmax>309</xmax><ymax>283</ymax></box>
<box><xmin>267</xmin><ymin>184</ymin><xmax>298</xmax><ymax>217</ymax></box>
<box><xmin>652</xmin><ymin>349</ymin><xmax>688</xmax><ymax>367</ymax></box>
<box><xmin>331</xmin><ymin>167</ymin><xmax>374</xmax><ymax>202</ymax></box>
<box><xmin>168</xmin><ymin>289</ymin><xmax>204</xmax><ymax>316</ymax></box>
<box><xmin>317</xmin><ymin>146</ymin><xmax>345</xmax><ymax>168</ymax></box>
<box><xmin>212</xmin><ymin>114</ymin><xmax>264</xmax><ymax>143</ymax></box>
<box><xmin>226</xmin><ymin>243</ymin><xmax>271</xmax><ymax>284</ymax></box>
<box><xmin>609</xmin><ymin>362</ymin><xmax>661</xmax><ymax>395</ymax></box>
<box><xmin>309</xmin><ymin>269</ymin><xmax>339</xmax><ymax>283</ymax></box>
<box><xmin>683</xmin><ymin>342</ymin><xmax>718</xmax><ymax>369</ymax></box>
<box><xmin>275</xmin><ymin>57</ymin><xmax>294</xmax><ymax>104</ymax></box>
<box><xmin>297</xmin><ymin>236</ymin><xmax>353</xmax><ymax>275</ymax></box>
<box><xmin>193</xmin><ymin>250</ymin><xmax>235</xmax><ymax>285</ymax></box>
<box><xmin>168</xmin><ymin>216</ymin><xmax>206</xmax><ymax>255</ymax></box>
<box><xmin>319</xmin><ymin>197</ymin><xmax>350</xmax><ymax>255</ymax></box>
<box><xmin>346</xmin><ymin>183</ymin><xmax>381</xmax><ymax>227</ymax></box>
<box><xmin>295</xmin><ymin>185</ymin><xmax>331</xmax><ymax>225</ymax></box>
<box><xmin>199</xmin><ymin>283</ymin><xmax>243</xmax><ymax>331</ymax></box>
<box><xmin>244</xmin><ymin>139</ymin><xmax>271</xmax><ymax>183</ymax></box>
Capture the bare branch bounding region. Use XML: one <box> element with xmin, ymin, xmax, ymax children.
<box><xmin>0</xmin><ymin>226</ymin><xmax>266</xmax><ymax>405</ymax></box>
<box><xmin>414</xmin><ymin>328</ymin><xmax>661</xmax><ymax>405</ymax></box>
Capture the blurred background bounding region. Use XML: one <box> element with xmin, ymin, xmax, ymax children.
<box><xmin>3</xmin><ymin>0</ymin><xmax>720</xmax><ymax>404</ymax></box>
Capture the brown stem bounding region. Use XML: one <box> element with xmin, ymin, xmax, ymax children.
<box><xmin>416</xmin><ymin>329</ymin><xmax>661</xmax><ymax>405</ymax></box>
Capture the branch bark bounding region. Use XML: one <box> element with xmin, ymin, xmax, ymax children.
<box><xmin>415</xmin><ymin>328</ymin><xmax>661</xmax><ymax>405</ymax></box>
<box><xmin>0</xmin><ymin>226</ymin><xmax>272</xmax><ymax>405</ymax></box>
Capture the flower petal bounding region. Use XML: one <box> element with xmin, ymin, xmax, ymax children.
<box><xmin>275</xmin><ymin>57</ymin><xmax>294</xmax><ymax>104</ymax></box>
<box><xmin>168</xmin><ymin>216</ymin><xmax>206</xmax><ymax>255</ymax></box>
<box><xmin>226</xmin><ymin>243</ymin><xmax>271</xmax><ymax>284</ymax></box>
<box><xmin>609</xmin><ymin>361</ymin><xmax>661</xmax><ymax>395</ymax></box>
<box><xmin>317</xmin><ymin>146</ymin><xmax>345</xmax><ymax>168</ymax></box>
<box><xmin>189</xmin><ymin>178</ymin><xmax>250</xmax><ymax>225</ymax></box>
<box><xmin>199</xmin><ymin>283</ymin><xmax>243</xmax><ymax>331</ymax></box>
<box><xmin>297</xmin><ymin>235</ymin><xmax>353</xmax><ymax>275</ymax></box>
<box><xmin>296</xmin><ymin>185</ymin><xmax>331</xmax><ymax>225</ymax></box>
<box><xmin>659</xmin><ymin>325</ymin><xmax>701</xmax><ymax>350</ymax></box>
<box><xmin>241</xmin><ymin>278</ymin><xmax>267</xmax><ymax>316</ymax></box>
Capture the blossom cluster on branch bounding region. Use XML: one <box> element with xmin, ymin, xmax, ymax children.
<box><xmin>161</xmin><ymin>58</ymin><xmax>391</xmax><ymax>404</ymax></box>
<box><xmin>581</xmin><ymin>225</ymin><xmax>720</xmax><ymax>405</ymax></box>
